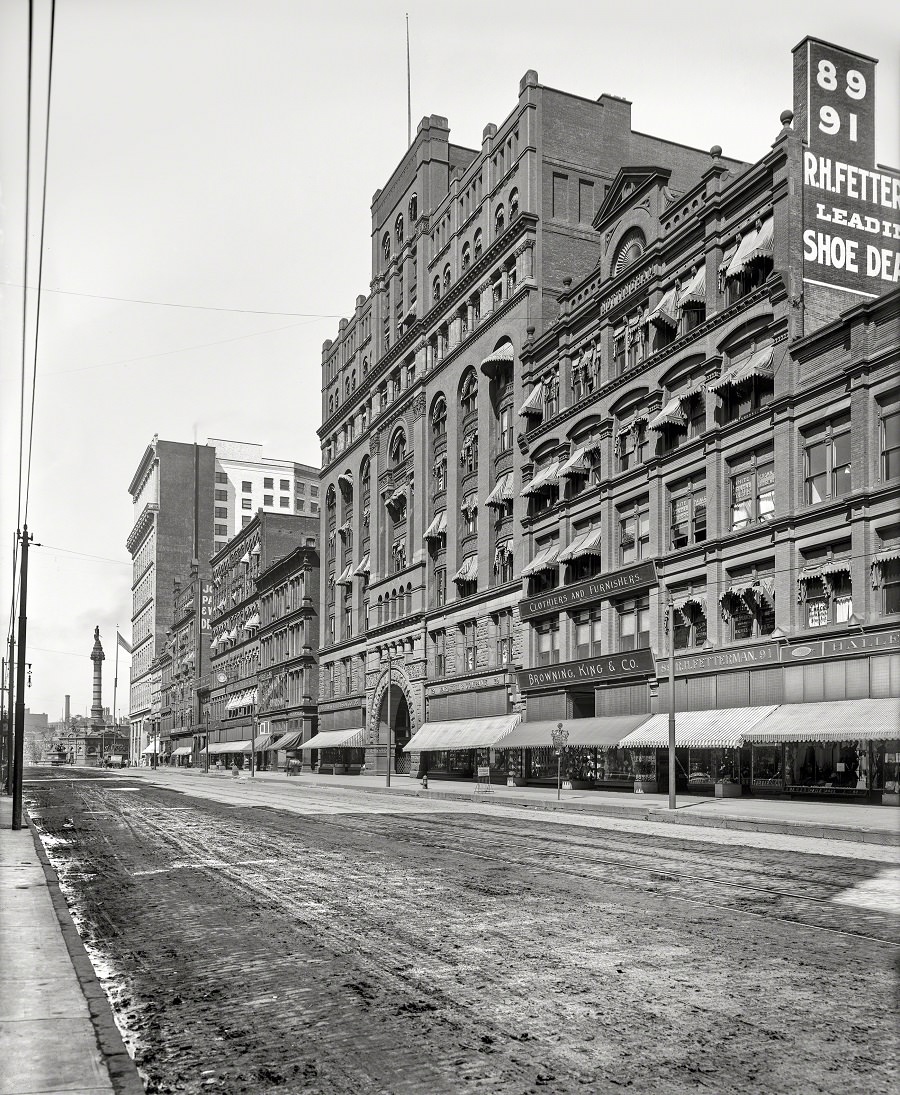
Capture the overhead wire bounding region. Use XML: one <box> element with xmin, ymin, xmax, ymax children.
<box><xmin>23</xmin><ymin>0</ymin><xmax>56</xmax><ymax>526</ymax></box>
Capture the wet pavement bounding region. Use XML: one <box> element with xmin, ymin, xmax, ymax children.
<box><xmin>16</xmin><ymin>768</ymin><xmax>900</xmax><ymax>1094</ymax></box>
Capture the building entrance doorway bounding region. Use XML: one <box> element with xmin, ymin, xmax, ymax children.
<box><xmin>376</xmin><ymin>683</ymin><xmax>411</xmax><ymax>775</ymax></box>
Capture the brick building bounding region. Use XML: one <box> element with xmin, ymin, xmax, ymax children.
<box><xmin>207</xmin><ymin>512</ymin><xmax>318</xmax><ymax>767</ymax></box>
<box><xmin>316</xmin><ymin>70</ymin><xmax>741</xmax><ymax>776</ymax></box>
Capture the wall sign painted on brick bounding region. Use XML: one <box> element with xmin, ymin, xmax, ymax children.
<box><xmin>795</xmin><ymin>36</ymin><xmax>899</xmax><ymax>297</ymax></box>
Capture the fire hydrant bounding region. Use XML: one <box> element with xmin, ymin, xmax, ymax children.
<box><xmin>421</xmin><ymin>774</ymin><xmax>429</xmax><ymax>791</ymax></box>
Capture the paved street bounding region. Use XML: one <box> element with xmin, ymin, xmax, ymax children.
<box><xmin>22</xmin><ymin>768</ymin><xmax>900</xmax><ymax>1095</ymax></box>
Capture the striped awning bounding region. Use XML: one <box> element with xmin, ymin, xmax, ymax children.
<box><xmin>518</xmin><ymin>383</ymin><xmax>545</xmax><ymax>417</ymax></box>
<box><xmin>707</xmin><ymin>345</ymin><xmax>775</xmax><ymax>392</ymax></box>
<box><xmin>618</xmin><ymin>706</ymin><xmax>778</xmax><ymax>749</ymax></box>
<box><xmin>677</xmin><ymin>264</ymin><xmax>706</xmax><ymax>307</ymax></box>
<box><xmin>354</xmin><ymin>554</ymin><xmax>371</xmax><ymax>577</ymax></box>
<box><xmin>170</xmin><ymin>746</ymin><xmax>193</xmax><ymax>757</ymax></box>
<box><xmin>485</xmin><ymin>473</ymin><xmax>514</xmax><ymax>506</ymax></box>
<box><xmin>521</xmin><ymin>543</ymin><xmax>561</xmax><ymax>577</ymax></box>
<box><xmin>725</xmin><ymin>216</ymin><xmax>773</xmax><ymax>278</ymax></box>
<box><xmin>240</xmin><ymin>552</ymin><xmax>250</xmax><ymax>566</ymax></box>
<box><xmin>336</xmin><ymin>565</ymin><xmax>354</xmax><ymax>587</ymax></box>
<box><xmin>423</xmin><ymin>511</ymin><xmax>448</xmax><ymax>540</ymax></box>
<box><xmin>300</xmin><ymin>728</ymin><xmax>367</xmax><ymax>751</ymax></box>
<box><xmin>872</xmin><ymin>548</ymin><xmax>900</xmax><ymax>567</ymax></box>
<box><xmin>558</xmin><ymin>526</ymin><xmax>602</xmax><ymax>563</ymax></box>
<box><xmin>386</xmin><ymin>485</ymin><xmax>407</xmax><ymax>508</ymax></box>
<box><xmin>481</xmin><ymin>342</ymin><xmax>515</xmax><ymax>376</ymax></box>
<box><xmin>648</xmin><ymin>286</ymin><xmax>679</xmax><ymax>329</ymax></box>
<box><xmin>243</xmin><ymin>613</ymin><xmax>260</xmax><ymax>630</ymax></box>
<box><xmin>403</xmin><ymin>713</ymin><xmax>521</xmax><ymax>752</ymax></box>
<box><xmin>647</xmin><ymin>395</ymin><xmax>687</xmax><ymax>432</ymax></box>
<box><xmin>269</xmin><ymin>731</ymin><xmax>304</xmax><ymax>751</ymax></box>
<box><xmin>496</xmin><ymin>714</ymin><xmax>651</xmax><ymax>749</ymax></box>
<box><xmin>337</xmin><ymin>472</ymin><xmax>353</xmax><ymax>492</ymax></box>
<box><xmin>141</xmin><ymin>741</ymin><xmax>161</xmax><ymax>755</ymax></box>
<box><xmin>453</xmin><ymin>555</ymin><xmax>478</xmax><ymax>583</ymax></box>
<box><xmin>745</xmin><ymin>699</ymin><xmax>900</xmax><ymax>743</ymax></box>
<box><xmin>558</xmin><ymin>446</ymin><xmax>591</xmax><ymax>477</ymax></box>
<box><xmin>521</xmin><ymin>461</ymin><xmax>561</xmax><ymax>495</ymax></box>
<box><xmin>253</xmin><ymin>732</ymin><xmax>275</xmax><ymax>751</ymax></box>
<box><xmin>203</xmin><ymin>739</ymin><xmax>253</xmax><ymax>755</ymax></box>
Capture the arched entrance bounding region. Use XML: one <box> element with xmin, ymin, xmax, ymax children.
<box><xmin>376</xmin><ymin>683</ymin><xmax>412</xmax><ymax>775</ymax></box>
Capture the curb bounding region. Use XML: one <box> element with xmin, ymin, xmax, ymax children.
<box><xmin>27</xmin><ymin>813</ymin><xmax>146</xmax><ymax>1095</ymax></box>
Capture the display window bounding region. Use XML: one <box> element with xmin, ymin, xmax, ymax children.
<box><xmin>752</xmin><ymin>744</ymin><xmax>783</xmax><ymax>788</ymax></box>
<box><xmin>784</xmin><ymin>741</ymin><xmax>869</xmax><ymax>793</ymax></box>
<box><xmin>881</xmin><ymin>741</ymin><xmax>900</xmax><ymax>794</ymax></box>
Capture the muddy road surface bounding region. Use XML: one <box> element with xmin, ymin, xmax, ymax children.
<box><xmin>24</xmin><ymin>769</ymin><xmax>900</xmax><ymax>1095</ymax></box>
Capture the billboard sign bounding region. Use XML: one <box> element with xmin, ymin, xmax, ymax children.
<box><xmin>795</xmin><ymin>37</ymin><xmax>899</xmax><ymax>298</ymax></box>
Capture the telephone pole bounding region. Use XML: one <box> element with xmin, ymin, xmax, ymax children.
<box><xmin>12</xmin><ymin>526</ymin><xmax>32</xmax><ymax>830</ymax></box>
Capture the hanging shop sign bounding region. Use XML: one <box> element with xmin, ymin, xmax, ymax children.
<box><xmin>519</xmin><ymin>560</ymin><xmax>658</xmax><ymax>621</ymax></box>
<box><xmin>517</xmin><ymin>648</ymin><xmax>655</xmax><ymax>692</ymax></box>
<box><xmin>794</xmin><ymin>37</ymin><xmax>898</xmax><ymax>297</ymax></box>
<box><xmin>657</xmin><ymin>627</ymin><xmax>900</xmax><ymax>677</ymax></box>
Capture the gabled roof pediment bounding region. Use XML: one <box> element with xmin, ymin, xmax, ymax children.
<box><xmin>593</xmin><ymin>166</ymin><xmax>673</xmax><ymax>230</ymax></box>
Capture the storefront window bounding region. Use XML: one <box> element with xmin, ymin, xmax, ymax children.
<box><xmin>752</xmin><ymin>744</ymin><xmax>783</xmax><ymax>788</ymax></box>
<box><xmin>883</xmin><ymin>742</ymin><xmax>900</xmax><ymax>794</ymax></box>
<box><xmin>784</xmin><ymin>741</ymin><xmax>869</xmax><ymax>793</ymax></box>
<box><xmin>633</xmin><ymin>752</ymin><xmax>656</xmax><ymax>785</ymax></box>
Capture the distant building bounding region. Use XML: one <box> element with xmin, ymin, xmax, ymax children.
<box><xmin>208</xmin><ymin>438</ymin><xmax>320</xmax><ymax>554</ymax></box>
<box><xmin>207</xmin><ymin>511</ymin><xmax>319</xmax><ymax>767</ymax></box>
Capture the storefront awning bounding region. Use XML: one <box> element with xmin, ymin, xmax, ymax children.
<box><xmin>270</xmin><ymin>731</ymin><xmax>304</xmax><ymax>751</ymax></box>
<box><xmin>618</xmin><ymin>706</ymin><xmax>778</xmax><ymax>749</ymax></box>
<box><xmin>745</xmin><ymin>699</ymin><xmax>900</xmax><ymax>743</ymax></box>
<box><xmin>301</xmin><ymin>727</ymin><xmax>367</xmax><ymax>750</ymax></box>
<box><xmin>141</xmin><ymin>741</ymin><xmax>160</xmax><ymax>755</ymax></box>
<box><xmin>170</xmin><ymin>746</ymin><xmax>193</xmax><ymax>757</ymax></box>
<box><xmin>485</xmin><ymin>473</ymin><xmax>514</xmax><ymax>506</ymax></box>
<box><xmin>558</xmin><ymin>526</ymin><xmax>602</xmax><ymax>563</ymax></box>
<box><xmin>521</xmin><ymin>543</ymin><xmax>561</xmax><ymax>577</ymax></box>
<box><xmin>203</xmin><ymin>739</ymin><xmax>252</xmax><ymax>755</ymax></box>
<box><xmin>253</xmin><ymin>733</ymin><xmax>275</xmax><ymax>751</ymax></box>
<box><xmin>518</xmin><ymin>383</ymin><xmax>545</xmax><ymax>417</ymax></box>
<box><xmin>403</xmin><ymin>713</ymin><xmax>521</xmax><ymax>752</ymax></box>
<box><xmin>496</xmin><ymin>714</ymin><xmax>652</xmax><ymax>749</ymax></box>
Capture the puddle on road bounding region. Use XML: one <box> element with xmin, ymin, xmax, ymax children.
<box><xmin>832</xmin><ymin>868</ymin><xmax>900</xmax><ymax>915</ymax></box>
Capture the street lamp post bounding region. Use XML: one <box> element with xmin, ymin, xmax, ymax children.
<box><xmin>551</xmin><ymin>722</ymin><xmax>569</xmax><ymax>802</ymax></box>
<box><xmin>385</xmin><ymin>652</ymin><xmax>392</xmax><ymax>788</ymax></box>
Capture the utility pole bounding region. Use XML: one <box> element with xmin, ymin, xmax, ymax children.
<box><xmin>12</xmin><ymin>526</ymin><xmax>32</xmax><ymax>830</ymax></box>
<box><xmin>385</xmin><ymin>653</ymin><xmax>392</xmax><ymax>788</ymax></box>
<box><xmin>2</xmin><ymin>642</ymin><xmax>13</xmax><ymax>794</ymax></box>
<box><xmin>666</xmin><ymin>585</ymin><xmax>677</xmax><ymax>812</ymax></box>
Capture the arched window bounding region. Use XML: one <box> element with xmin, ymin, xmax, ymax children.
<box><xmin>432</xmin><ymin>276</ymin><xmax>440</xmax><ymax>303</ymax></box>
<box><xmin>351</xmin><ymin>369</ymin><xmax>357</xmax><ymax>390</ymax></box>
<box><xmin>409</xmin><ymin>193</ymin><xmax>417</xmax><ymax>222</ymax></box>
<box><xmin>326</xmin><ymin>484</ymin><xmax>336</xmax><ymax>512</ymax></box>
<box><xmin>614</xmin><ymin>228</ymin><xmax>646</xmax><ymax>276</ymax></box>
<box><xmin>460</xmin><ymin>369</ymin><xmax>478</xmax><ymax>415</ymax></box>
<box><xmin>431</xmin><ymin>394</ymin><xmax>447</xmax><ymax>437</ymax></box>
<box><xmin>461</xmin><ymin>242</ymin><xmax>471</xmax><ymax>270</ymax></box>
<box><xmin>390</xmin><ymin>428</ymin><xmax>407</xmax><ymax>466</ymax></box>
<box><xmin>382</xmin><ymin>232</ymin><xmax>391</xmax><ymax>263</ymax></box>
<box><xmin>495</xmin><ymin>205</ymin><xmax>505</xmax><ymax>237</ymax></box>
<box><xmin>443</xmin><ymin>264</ymin><xmax>451</xmax><ymax>291</ymax></box>
<box><xmin>345</xmin><ymin>377</ymin><xmax>351</xmax><ymax>398</ymax></box>
<box><xmin>395</xmin><ymin>213</ymin><xmax>404</xmax><ymax>246</ymax></box>
<box><xmin>362</xmin><ymin>357</ymin><xmax>369</xmax><ymax>376</ymax></box>
<box><xmin>474</xmin><ymin>228</ymin><xmax>483</xmax><ymax>259</ymax></box>
<box><xmin>509</xmin><ymin>188</ymin><xmax>519</xmax><ymax>220</ymax></box>
<box><xmin>328</xmin><ymin>395</ymin><xmax>334</xmax><ymax>414</ymax></box>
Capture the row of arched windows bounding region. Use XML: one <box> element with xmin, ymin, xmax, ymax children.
<box><xmin>382</xmin><ymin>194</ymin><xmax>419</xmax><ymax>266</ymax></box>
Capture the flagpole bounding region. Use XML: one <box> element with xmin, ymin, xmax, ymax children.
<box><xmin>406</xmin><ymin>13</ymin><xmax>411</xmax><ymax>148</ymax></box>
<box><xmin>113</xmin><ymin>627</ymin><xmax>119</xmax><ymax>737</ymax></box>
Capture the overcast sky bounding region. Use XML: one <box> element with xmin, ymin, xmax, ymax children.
<box><xmin>1</xmin><ymin>0</ymin><xmax>897</xmax><ymax>721</ymax></box>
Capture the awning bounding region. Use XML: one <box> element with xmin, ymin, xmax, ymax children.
<box><xmin>521</xmin><ymin>461</ymin><xmax>561</xmax><ymax>495</ymax></box>
<box><xmin>872</xmin><ymin>548</ymin><xmax>900</xmax><ymax>567</ymax></box>
<box><xmin>485</xmin><ymin>473</ymin><xmax>514</xmax><ymax>506</ymax></box>
<box><xmin>496</xmin><ymin>714</ymin><xmax>652</xmax><ymax>749</ymax></box>
<box><xmin>243</xmin><ymin>613</ymin><xmax>260</xmax><ymax>630</ymax></box>
<box><xmin>336</xmin><ymin>565</ymin><xmax>354</xmax><ymax>587</ymax></box>
<box><xmin>240</xmin><ymin>552</ymin><xmax>250</xmax><ymax>566</ymax></box>
<box><xmin>269</xmin><ymin>731</ymin><xmax>304</xmax><ymax>751</ymax></box>
<box><xmin>423</xmin><ymin>511</ymin><xmax>448</xmax><ymax>540</ymax></box>
<box><xmin>518</xmin><ymin>383</ymin><xmax>545</xmax><ymax>417</ymax></box>
<box><xmin>253</xmin><ymin>733</ymin><xmax>275</xmax><ymax>751</ymax></box>
<box><xmin>453</xmin><ymin>555</ymin><xmax>478</xmax><ymax>583</ymax></box>
<box><xmin>724</xmin><ymin>217</ymin><xmax>772</xmax><ymax>278</ymax></box>
<box><xmin>481</xmin><ymin>342</ymin><xmax>515</xmax><ymax>377</ymax></box>
<box><xmin>677</xmin><ymin>264</ymin><xmax>706</xmax><ymax>307</ymax></box>
<box><xmin>338</xmin><ymin>519</ymin><xmax>352</xmax><ymax>537</ymax></box>
<box><xmin>746</xmin><ymin>699</ymin><xmax>900</xmax><ymax>743</ymax></box>
<box><xmin>521</xmin><ymin>543</ymin><xmax>561</xmax><ymax>577</ymax></box>
<box><xmin>337</xmin><ymin>472</ymin><xmax>353</xmax><ymax>492</ymax></box>
<box><xmin>741</xmin><ymin>214</ymin><xmax>774</xmax><ymax>268</ymax></box>
<box><xmin>558</xmin><ymin>526</ymin><xmax>602</xmax><ymax>563</ymax></box>
<box><xmin>354</xmin><ymin>553</ymin><xmax>371</xmax><ymax>577</ymax></box>
<box><xmin>250</xmin><ymin>544</ymin><xmax>261</xmax><ymax>557</ymax></box>
<box><xmin>141</xmin><ymin>741</ymin><xmax>160</xmax><ymax>755</ymax></box>
<box><xmin>558</xmin><ymin>446</ymin><xmax>591</xmax><ymax>477</ymax></box>
<box><xmin>618</xmin><ymin>706</ymin><xmax>778</xmax><ymax>749</ymax></box>
<box><xmin>300</xmin><ymin>728</ymin><xmax>367</xmax><ymax>750</ymax></box>
<box><xmin>707</xmin><ymin>345</ymin><xmax>775</xmax><ymax>392</ymax></box>
<box><xmin>170</xmin><ymin>746</ymin><xmax>193</xmax><ymax>757</ymax></box>
<box><xmin>648</xmin><ymin>287</ymin><xmax>679</xmax><ymax>329</ymax></box>
<box><xmin>204</xmin><ymin>739</ymin><xmax>253</xmax><ymax>755</ymax></box>
<box><xmin>227</xmin><ymin>627</ymin><xmax>238</xmax><ymax>641</ymax></box>
<box><xmin>647</xmin><ymin>395</ymin><xmax>687</xmax><ymax>432</ymax></box>
<box><xmin>402</xmin><ymin>713</ymin><xmax>521</xmax><ymax>752</ymax></box>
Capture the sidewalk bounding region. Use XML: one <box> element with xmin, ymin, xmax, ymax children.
<box><xmin>159</xmin><ymin>764</ymin><xmax>900</xmax><ymax>846</ymax></box>
<box><xmin>0</xmin><ymin>794</ymin><xmax>144</xmax><ymax>1095</ymax></box>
